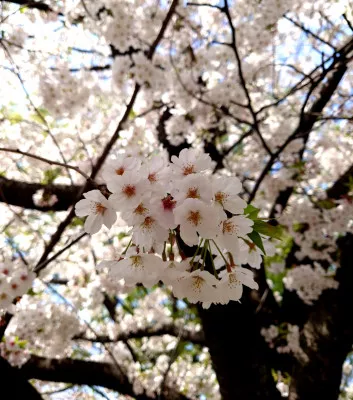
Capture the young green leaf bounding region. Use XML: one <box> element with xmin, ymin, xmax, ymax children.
<box><xmin>248</xmin><ymin>231</ymin><xmax>266</xmax><ymax>254</ymax></box>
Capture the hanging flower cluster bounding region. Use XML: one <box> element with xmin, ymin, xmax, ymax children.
<box><xmin>0</xmin><ymin>261</ymin><xmax>35</xmax><ymax>313</ymax></box>
<box><xmin>75</xmin><ymin>149</ymin><xmax>280</xmax><ymax>308</ymax></box>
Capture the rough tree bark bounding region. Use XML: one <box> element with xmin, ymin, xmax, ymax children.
<box><xmin>199</xmin><ymin>294</ymin><xmax>282</xmax><ymax>400</ymax></box>
<box><xmin>288</xmin><ymin>233</ymin><xmax>353</xmax><ymax>400</ymax></box>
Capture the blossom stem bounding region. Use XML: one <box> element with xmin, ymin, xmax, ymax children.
<box><xmin>190</xmin><ymin>238</ymin><xmax>204</xmax><ymax>268</ymax></box>
<box><xmin>207</xmin><ymin>240</ymin><xmax>219</xmax><ymax>279</ymax></box>
<box><xmin>174</xmin><ymin>234</ymin><xmax>187</xmax><ymax>260</ymax></box>
<box><xmin>168</xmin><ymin>231</ymin><xmax>175</xmax><ymax>261</ymax></box>
<box><xmin>200</xmin><ymin>240</ymin><xmax>208</xmax><ymax>270</ymax></box>
<box><xmin>122</xmin><ymin>238</ymin><xmax>132</xmax><ymax>256</ymax></box>
<box><xmin>211</xmin><ymin>239</ymin><xmax>230</xmax><ymax>267</ymax></box>
<box><xmin>162</xmin><ymin>241</ymin><xmax>167</xmax><ymax>261</ymax></box>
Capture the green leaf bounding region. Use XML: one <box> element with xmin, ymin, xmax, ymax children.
<box><xmin>118</xmin><ymin>232</ymin><xmax>129</xmax><ymax>240</ymax></box>
<box><xmin>8</xmin><ymin>111</ymin><xmax>23</xmax><ymax>124</ymax></box>
<box><xmin>41</xmin><ymin>168</ymin><xmax>61</xmax><ymax>184</ymax></box>
<box><xmin>27</xmin><ymin>288</ymin><xmax>37</xmax><ymax>296</ymax></box>
<box><xmin>71</xmin><ymin>217</ymin><xmax>84</xmax><ymax>227</ymax></box>
<box><xmin>316</xmin><ymin>199</ymin><xmax>336</xmax><ymax>209</ymax></box>
<box><xmin>253</xmin><ymin>220</ymin><xmax>283</xmax><ymax>240</ymax></box>
<box><xmin>247</xmin><ymin>231</ymin><xmax>266</xmax><ymax>254</ymax></box>
<box><xmin>128</xmin><ymin>109</ymin><xmax>136</xmax><ymax>119</ymax></box>
<box><xmin>244</xmin><ymin>204</ymin><xmax>260</xmax><ymax>220</ymax></box>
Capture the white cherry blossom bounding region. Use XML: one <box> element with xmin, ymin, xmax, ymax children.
<box><xmin>150</xmin><ymin>195</ymin><xmax>178</xmax><ymax>230</ymax></box>
<box><xmin>108</xmin><ymin>172</ymin><xmax>150</xmax><ymax>211</ymax></box>
<box><xmin>217</xmin><ymin>267</ymin><xmax>259</xmax><ymax>304</ymax></box>
<box><xmin>212</xmin><ymin>176</ymin><xmax>247</xmax><ymax>214</ymax></box>
<box><xmin>240</xmin><ymin>240</ymin><xmax>264</xmax><ymax>269</ymax></box>
<box><xmin>174</xmin><ymin>199</ymin><xmax>223</xmax><ymax>246</ymax></box>
<box><xmin>215</xmin><ymin>216</ymin><xmax>253</xmax><ymax>254</ymax></box>
<box><xmin>99</xmin><ymin>254</ymin><xmax>165</xmax><ymax>288</ymax></box>
<box><xmin>171</xmin><ymin>148</ymin><xmax>214</xmax><ymax>179</ymax></box>
<box><xmin>75</xmin><ymin>190</ymin><xmax>117</xmax><ymax>234</ymax></box>
<box><xmin>143</xmin><ymin>156</ymin><xmax>168</xmax><ymax>195</ymax></box>
<box><xmin>171</xmin><ymin>174</ymin><xmax>213</xmax><ymax>204</ymax></box>
<box><xmin>102</xmin><ymin>156</ymin><xmax>141</xmax><ymax>184</ymax></box>
<box><xmin>172</xmin><ymin>270</ymin><xmax>220</xmax><ymax>306</ymax></box>
<box><xmin>132</xmin><ymin>215</ymin><xmax>169</xmax><ymax>249</ymax></box>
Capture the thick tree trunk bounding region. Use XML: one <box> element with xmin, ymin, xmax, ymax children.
<box><xmin>0</xmin><ymin>357</ymin><xmax>43</xmax><ymax>399</ymax></box>
<box><xmin>288</xmin><ymin>233</ymin><xmax>353</xmax><ymax>399</ymax></box>
<box><xmin>199</xmin><ymin>292</ymin><xmax>282</xmax><ymax>400</ymax></box>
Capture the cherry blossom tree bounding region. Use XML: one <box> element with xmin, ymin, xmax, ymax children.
<box><xmin>1</xmin><ymin>0</ymin><xmax>353</xmax><ymax>399</ymax></box>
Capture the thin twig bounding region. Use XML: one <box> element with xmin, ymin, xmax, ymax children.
<box><xmin>186</xmin><ymin>2</ymin><xmax>222</xmax><ymax>10</ymax></box>
<box><xmin>34</xmin><ymin>232</ymin><xmax>87</xmax><ymax>273</ymax></box>
<box><xmin>222</xmin><ymin>0</ymin><xmax>273</xmax><ymax>156</ymax></box>
<box><xmin>0</xmin><ymin>147</ymin><xmax>94</xmax><ymax>183</ymax></box>
<box><xmin>0</xmin><ymin>41</ymin><xmax>74</xmax><ymax>184</ymax></box>
<box><xmin>284</xmin><ymin>15</ymin><xmax>336</xmax><ymax>50</ymax></box>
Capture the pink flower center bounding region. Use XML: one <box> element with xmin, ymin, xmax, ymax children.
<box><xmin>115</xmin><ymin>167</ymin><xmax>125</xmax><ymax>175</ymax></box>
<box><xmin>186</xmin><ymin>187</ymin><xmax>199</xmax><ymax>199</ymax></box>
<box><xmin>215</xmin><ymin>191</ymin><xmax>228</xmax><ymax>205</ymax></box>
<box><xmin>134</xmin><ymin>203</ymin><xmax>148</xmax><ymax>215</ymax></box>
<box><xmin>182</xmin><ymin>163</ymin><xmax>195</xmax><ymax>176</ymax></box>
<box><xmin>122</xmin><ymin>184</ymin><xmax>136</xmax><ymax>198</ymax></box>
<box><xmin>228</xmin><ymin>273</ymin><xmax>240</xmax><ymax>285</ymax></box>
<box><xmin>187</xmin><ymin>210</ymin><xmax>201</xmax><ymax>226</ymax></box>
<box><xmin>192</xmin><ymin>275</ymin><xmax>205</xmax><ymax>292</ymax></box>
<box><xmin>95</xmin><ymin>203</ymin><xmax>107</xmax><ymax>215</ymax></box>
<box><xmin>148</xmin><ymin>173</ymin><xmax>157</xmax><ymax>183</ymax></box>
<box><xmin>130</xmin><ymin>256</ymin><xmax>143</xmax><ymax>268</ymax></box>
<box><xmin>222</xmin><ymin>220</ymin><xmax>236</xmax><ymax>235</ymax></box>
<box><xmin>142</xmin><ymin>216</ymin><xmax>155</xmax><ymax>231</ymax></box>
<box><xmin>162</xmin><ymin>196</ymin><xmax>176</xmax><ymax>211</ymax></box>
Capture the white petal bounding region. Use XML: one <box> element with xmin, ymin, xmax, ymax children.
<box><xmin>225</xmin><ymin>197</ymin><xmax>247</xmax><ymax>214</ymax></box>
<box><xmin>103</xmin><ymin>208</ymin><xmax>117</xmax><ymax>229</ymax></box>
<box><xmin>180</xmin><ymin>224</ymin><xmax>199</xmax><ymax>246</ymax></box>
<box><xmin>83</xmin><ymin>190</ymin><xmax>105</xmax><ymax>202</ymax></box>
<box><xmin>75</xmin><ymin>199</ymin><xmax>90</xmax><ymax>216</ymax></box>
<box><xmin>84</xmin><ymin>214</ymin><xmax>103</xmax><ymax>234</ymax></box>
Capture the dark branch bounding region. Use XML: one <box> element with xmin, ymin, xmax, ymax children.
<box><xmin>326</xmin><ymin>164</ymin><xmax>353</xmax><ymax>200</ymax></box>
<box><xmin>75</xmin><ymin>323</ymin><xmax>205</xmax><ymax>346</ymax></box>
<box><xmin>249</xmin><ymin>39</ymin><xmax>353</xmax><ymax>203</ymax></box>
<box><xmin>0</xmin><ymin>176</ymin><xmax>81</xmax><ymax>211</ymax></box>
<box><xmin>0</xmin><ymin>357</ymin><xmax>44</xmax><ymax>400</ymax></box>
<box><xmin>22</xmin><ymin>355</ymin><xmax>191</xmax><ymax>400</ymax></box>
<box><xmin>2</xmin><ymin>0</ymin><xmax>54</xmax><ymax>12</ymax></box>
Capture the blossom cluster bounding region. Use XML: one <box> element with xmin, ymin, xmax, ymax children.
<box><xmin>39</xmin><ymin>65</ymin><xmax>91</xmax><ymax>117</ymax></box>
<box><xmin>261</xmin><ymin>323</ymin><xmax>309</xmax><ymax>363</ymax></box>
<box><xmin>0</xmin><ymin>336</ymin><xmax>30</xmax><ymax>367</ymax></box>
<box><xmin>75</xmin><ymin>149</ymin><xmax>275</xmax><ymax>308</ymax></box>
<box><xmin>277</xmin><ymin>324</ymin><xmax>309</xmax><ymax>363</ymax></box>
<box><xmin>6</xmin><ymin>302</ymin><xmax>81</xmax><ymax>358</ymax></box>
<box><xmin>283</xmin><ymin>263</ymin><xmax>338</xmax><ymax>305</ymax></box>
<box><xmin>0</xmin><ymin>260</ymin><xmax>35</xmax><ymax>313</ymax></box>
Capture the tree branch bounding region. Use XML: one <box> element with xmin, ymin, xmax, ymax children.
<box><xmin>22</xmin><ymin>355</ymin><xmax>191</xmax><ymax>400</ymax></box>
<box><xmin>0</xmin><ymin>147</ymin><xmax>94</xmax><ymax>183</ymax></box>
<box><xmin>2</xmin><ymin>0</ymin><xmax>54</xmax><ymax>12</ymax></box>
<box><xmin>249</xmin><ymin>39</ymin><xmax>353</xmax><ymax>203</ymax></box>
<box><xmin>0</xmin><ymin>357</ymin><xmax>44</xmax><ymax>400</ymax></box>
<box><xmin>75</xmin><ymin>323</ymin><xmax>205</xmax><ymax>346</ymax></box>
<box><xmin>0</xmin><ymin>176</ymin><xmax>81</xmax><ymax>211</ymax></box>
